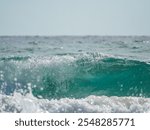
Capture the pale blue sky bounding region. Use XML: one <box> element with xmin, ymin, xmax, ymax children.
<box><xmin>0</xmin><ymin>0</ymin><xmax>150</xmax><ymax>35</ymax></box>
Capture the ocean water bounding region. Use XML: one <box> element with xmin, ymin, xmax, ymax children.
<box><xmin>0</xmin><ymin>36</ymin><xmax>150</xmax><ymax>113</ymax></box>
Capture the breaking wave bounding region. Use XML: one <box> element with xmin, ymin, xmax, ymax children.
<box><xmin>0</xmin><ymin>53</ymin><xmax>150</xmax><ymax>99</ymax></box>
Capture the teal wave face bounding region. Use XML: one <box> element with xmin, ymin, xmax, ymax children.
<box><xmin>0</xmin><ymin>53</ymin><xmax>150</xmax><ymax>99</ymax></box>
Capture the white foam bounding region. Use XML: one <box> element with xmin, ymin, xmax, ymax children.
<box><xmin>0</xmin><ymin>93</ymin><xmax>150</xmax><ymax>113</ymax></box>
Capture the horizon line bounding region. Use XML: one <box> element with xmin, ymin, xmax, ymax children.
<box><xmin>0</xmin><ymin>35</ymin><xmax>150</xmax><ymax>37</ymax></box>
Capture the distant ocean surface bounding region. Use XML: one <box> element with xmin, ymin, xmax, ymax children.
<box><xmin>0</xmin><ymin>36</ymin><xmax>150</xmax><ymax>113</ymax></box>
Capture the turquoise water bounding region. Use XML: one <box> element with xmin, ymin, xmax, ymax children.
<box><xmin>0</xmin><ymin>36</ymin><xmax>150</xmax><ymax>112</ymax></box>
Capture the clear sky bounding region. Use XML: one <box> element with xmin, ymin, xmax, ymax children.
<box><xmin>0</xmin><ymin>0</ymin><xmax>150</xmax><ymax>35</ymax></box>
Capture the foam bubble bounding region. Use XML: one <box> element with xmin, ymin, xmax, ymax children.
<box><xmin>0</xmin><ymin>93</ymin><xmax>150</xmax><ymax>113</ymax></box>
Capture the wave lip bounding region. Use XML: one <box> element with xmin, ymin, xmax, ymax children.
<box><xmin>0</xmin><ymin>93</ymin><xmax>150</xmax><ymax>113</ymax></box>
